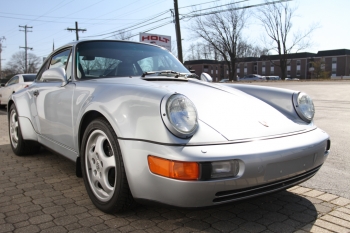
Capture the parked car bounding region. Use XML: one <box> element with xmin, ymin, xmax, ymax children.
<box><xmin>219</xmin><ymin>78</ymin><xmax>229</xmax><ymax>83</ymax></box>
<box><xmin>240</xmin><ymin>74</ymin><xmax>266</xmax><ymax>81</ymax></box>
<box><xmin>0</xmin><ymin>74</ymin><xmax>36</xmax><ymax>107</ymax></box>
<box><xmin>266</xmin><ymin>76</ymin><xmax>281</xmax><ymax>80</ymax></box>
<box><xmin>7</xmin><ymin>40</ymin><xmax>330</xmax><ymax>213</ymax></box>
<box><xmin>219</xmin><ymin>76</ymin><xmax>239</xmax><ymax>83</ymax></box>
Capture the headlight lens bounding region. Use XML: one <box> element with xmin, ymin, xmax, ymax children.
<box><xmin>294</xmin><ymin>92</ymin><xmax>315</xmax><ymax>122</ymax></box>
<box><xmin>161</xmin><ymin>94</ymin><xmax>198</xmax><ymax>138</ymax></box>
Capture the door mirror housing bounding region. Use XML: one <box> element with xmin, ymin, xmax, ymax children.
<box><xmin>200</xmin><ymin>72</ymin><xmax>213</xmax><ymax>82</ymax></box>
<box><xmin>41</xmin><ymin>67</ymin><xmax>68</xmax><ymax>86</ymax></box>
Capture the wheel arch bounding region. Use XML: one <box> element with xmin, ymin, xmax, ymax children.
<box><xmin>7</xmin><ymin>100</ymin><xmax>15</xmax><ymax>114</ymax></box>
<box><xmin>76</xmin><ymin>110</ymin><xmax>106</xmax><ymax>177</ymax></box>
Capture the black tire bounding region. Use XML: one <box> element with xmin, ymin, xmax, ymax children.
<box><xmin>8</xmin><ymin>104</ymin><xmax>41</xmax><ymax>156</ymax></box>
<box><xmin>81</xmin><ymin>117</ymin><xmax>135</xmax><ymax>213</ymax></box>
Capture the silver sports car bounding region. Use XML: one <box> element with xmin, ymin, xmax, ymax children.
<box><xmin>8</xmin><ymin>40</ymin><xmax>330</xmax><ymax>213</ymax></box>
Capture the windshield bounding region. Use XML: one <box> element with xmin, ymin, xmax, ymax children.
<box><xmin>76</xmin><ymin>41</ymin><xmax>189</xmax><ymax>79</ymax></box>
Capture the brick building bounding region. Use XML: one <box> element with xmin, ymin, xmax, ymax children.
<box><xmin>184</xmin><ymin>49</ymin><xmax>350</xmax><ymax>81</ymax></box>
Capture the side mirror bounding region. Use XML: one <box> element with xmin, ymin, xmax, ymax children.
<box><xmin>200</xmin><ymin>72</ymin><xmax>213</xmax><ymax>82</ymax></box>
<box><xmin>42</xmin><ymin>67</ymin><xmax>68</xmax><ymax>86</ymax></box>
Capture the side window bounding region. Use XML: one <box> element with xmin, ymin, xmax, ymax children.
<box><xmin>49</xmin><ymin>49</ymin><xmax>71</xmax><ymax>69</ymax></box>
<box><xmin>37</xmin><ymin>49</ymin><xmax>71</xmax><ymax>82</ymax></box>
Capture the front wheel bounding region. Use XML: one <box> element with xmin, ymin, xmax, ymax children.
<box><xmin>8</xmin><ymin>104</ymin><xmax>41</xmax><ymax>155</ymax></box>
<box><xmin>81</xmin><ymin>118</ymin><xmax>135</xmax><ymax>213</ymax></box>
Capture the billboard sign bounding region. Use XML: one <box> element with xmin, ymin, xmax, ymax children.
<box><xmin>139</xmin><ymin>33</ymin><xmax>171</xmax><ymax>51</ymax></box>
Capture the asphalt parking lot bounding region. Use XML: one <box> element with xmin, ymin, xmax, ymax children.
<box><xmin>0</xmin><ymin>81</ymin><xmax>350</xmax><ymax>233</ymax></box>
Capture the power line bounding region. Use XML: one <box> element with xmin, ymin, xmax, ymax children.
<box><xmin>178</xmin><ymin>0</ymin><xmax>222</xmax><ymax>9</ymax></box>
<box><xmin>82</xmin><ymin>15</ymin><xmax>170</xmax><ymax>39</ymax></box>
<box><xmin>181</xmin><ymin>0</ymin><xmax>250</xmax><ymax>16</ymax></box>
<box><xmin>83</xmin><ymin>10</ymin><xmax>169</xmax><ymax>38</ymax></box>
<box><xmin>183</xmin><ymin>0</ymin><xmax>292</xmax><ymax>18</ymax></box>
<box><xmin>0</xmin><ymin>12</ymin><xmax>147</xmax><ymax>21</ymax></box>
<box><xmin>106</xmin><ymin>21</ymin><xmax>173</xmax><ymax>40</ymax></box>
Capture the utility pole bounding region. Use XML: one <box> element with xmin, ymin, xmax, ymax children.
<box><xmin>0</xmin><ymin>37</ymin><xmax>6</xmax><ymax>79</ymax></box>
<box><xmin>66</xmin><ymin>22</ymin><xmax>86</xmax><ymax>41</ymax></box>
<box><xmin>19</xmin><ymin>25</ymin><xmax>33</xmax><ymax>73</ymax></box>
<box><xmin>173</xmin><ymin>0</ymin><xmax>183</xmax><ymax>63</ymax></box>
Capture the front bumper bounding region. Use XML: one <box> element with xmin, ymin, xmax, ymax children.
<box><xmin>119</xmin><ymin>128</ymin><xmax>329</xmax><ymax>208</ymax></box>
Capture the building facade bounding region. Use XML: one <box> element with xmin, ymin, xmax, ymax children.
<box><xmin>184</xmin><ymin>49</ymin><xmax>350</xmax><ymax>81</ymax></box>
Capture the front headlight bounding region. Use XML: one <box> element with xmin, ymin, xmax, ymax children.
<box><xmin>161</xmin><ymin>93</ymin><xmax>198</xmax><ymax>138</ymax></box>
<box><xmin>293</xmin><ymin>92</ymin><xmax>315</xmax><ymax>122</ymax></box>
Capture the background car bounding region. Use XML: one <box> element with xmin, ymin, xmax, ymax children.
<box><xmin>219</xmin><ymin>76</ymin><xmax>239</xmax><ymax>82</ymax></box>
<box><xmin>266</xmin><ymin>76</ymin><xmax>281</xmax><ymax>80</ymax></box>
<box><xmin>219</xmin><ymin>78</ymin><xmax>229</xmax><ymax>83</ymax></box>
<box><xmin>240</xmin><ymin>74</ymin><xmax>266</xmax><ymax>81</ymax></box>
<box><xmin>7</xmin><ymin>40</ymin><xmax>330</xmax><ymax>214</ymax></box>
<box><xmin>0</xmin><ymin>74</ymin><xmax>36</xmax><ymax>107</ymax></box>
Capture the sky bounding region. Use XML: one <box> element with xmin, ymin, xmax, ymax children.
<box><xmin>0</xmin><ymin>0</ymin><xmax>349</xmax><ymax>69</ymax></box>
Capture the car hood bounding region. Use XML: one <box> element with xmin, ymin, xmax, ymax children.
<box><xmin>87</xmin><ymin>78</ymin><xmax>309</xmax><ymax>141</ymax></box>
<box><xmin>146</xmin><ymin>80</ymin><xmax>308</xmax><ymax>141</ymax></box>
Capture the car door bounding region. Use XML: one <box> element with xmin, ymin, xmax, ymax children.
<box><xmin>30</xmin><ymin>48</ymin><xmax>77</xmax><ymax>159</ymax></box>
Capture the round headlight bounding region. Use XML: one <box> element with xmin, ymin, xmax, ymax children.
<box><xmin>161</xmin><ymin>94</ymin><xmax>198</xmax><ymax>138</ymax></box>
<box><xmin>293</xmin><ymin>92</ymin><xmax>315</xmax><ymax>122</ymax></box>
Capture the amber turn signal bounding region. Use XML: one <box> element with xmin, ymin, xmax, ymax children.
<box><xmin>148</xmin><ymin>155</ymin><xmax>199</xmax><ymax>180</ymax></box>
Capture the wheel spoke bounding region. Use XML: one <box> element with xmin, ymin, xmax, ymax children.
<box><xmin>98</xmin><ymin>173</ymin><xmax>114</xmax><ymax>195</ymax></box>
<box><xmin>94</xmin><ymin>135</ymin><xmax>107</xmax><ymax>159</ymax></box>
<box><xmin>102</xmin><ymin>156</ymin><xmax>115</xmax><ymax>171</ymax></box>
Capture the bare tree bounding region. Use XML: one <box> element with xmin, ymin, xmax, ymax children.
<box><xmin>190</xmin><ymin>3</ymin><xmax>249</xmax><ymax>81</ymax></box>
<box><xmin>256</xmin><ymin>0</ymin><xmax>318</xmax><ymax>79</ymax></box>
<box><xmin>6</xmin><ymin>51</ymin><xmax>41</xmax><ymax>74</ymax></box>
<box><xmin>171</xmin><ymin>40</ymin><xmax>178</xmax><ymax>57</ymax></box>
<box><xmin>237</xmin><ymin>42</ymin><xmax>268</xmax><ymax>58</ymax></box>
<box><xmin>311</xmin><ymin>60</ymin><xmax>329</xmax><ymax>79</ymax></box>
<box><xmin>114</xmin><ymin>30</ymin><xmax>134</xmax><ymax>41</ymax></box>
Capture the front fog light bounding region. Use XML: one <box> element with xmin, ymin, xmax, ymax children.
<box><xmin>211</xmin><ymin>160</ymin><xmax>240</xmax><ymax>178</ymax></box>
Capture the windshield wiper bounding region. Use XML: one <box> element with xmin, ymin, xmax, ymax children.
<box><xmin>142</xmin><ymin>70</ymin><xmax>180</xmax><ymax>78</ymax></box>
<box><xmin>142</xmin><ymin>71</ymin><xmax>156</xmax><ymax>77</ymax></box>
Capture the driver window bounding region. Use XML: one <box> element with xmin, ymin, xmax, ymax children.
<box><xmin>37</xmin><ymin>49</ymin><xmax>71</xmax><ymax>82</ymax></box>
<box><xmin>49</xmin><ymin>49</ymin><xmax>71</xmax><ymax>69</ymax></box>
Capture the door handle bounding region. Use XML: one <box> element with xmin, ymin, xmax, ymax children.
<box><xmin>33</xmin><ymin>90</ymin><xmax>39</xmax><ymax>97</ymax></box>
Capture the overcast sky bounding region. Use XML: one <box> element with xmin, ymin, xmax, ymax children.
<box><xmin>0</xmin><ymin>0</ymin><xmax>349</xmax><ymax>66</ymax></box>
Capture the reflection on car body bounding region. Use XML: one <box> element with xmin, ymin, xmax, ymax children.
<box><xmin>7</xmin><ymin>40</ymin><xmax>330</xmax><ymax>213</ymax></box>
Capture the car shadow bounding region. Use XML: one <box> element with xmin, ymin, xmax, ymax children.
<box><xmin>0</xmin><ymin>143</ymin><xmax>318</xmax><ymax>233</ymax></box>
